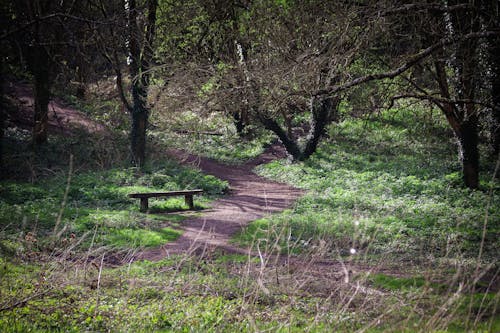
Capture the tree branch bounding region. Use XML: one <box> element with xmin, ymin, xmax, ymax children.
<box><xmin>314</xmin><ymin>31</ymin><xmax>500</xmax><ymax>98</ymax></box>
<box><xmin>390</xmin><ymin>94</ymin><xmax>493</xmax><ymax>110</ymax></box>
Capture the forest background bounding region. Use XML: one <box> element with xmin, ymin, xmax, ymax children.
<box><xmin>0</xmin><ymin>1</ymin><xmax>499</xmax><ymax>332</ymax></box>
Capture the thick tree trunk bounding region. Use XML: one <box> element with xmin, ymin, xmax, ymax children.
<box><xmin>32</xmin><ymin>46</ymin><xmax>50</xmax><ymax>146</ymax></box>
<box><xmin>431</xmin><ymin>2</ymin><xmax>481</xmax><ymax>189</ymax></box>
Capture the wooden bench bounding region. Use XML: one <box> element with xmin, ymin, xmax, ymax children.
<box><xmin>128</xmin><ymin>189</ymin><xmax>204</xmax><ymax>212</ymax></box>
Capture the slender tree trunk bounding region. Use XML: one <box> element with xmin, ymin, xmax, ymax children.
<box><xmin>233</xmin><ymin>111</ymin><xmax>245</xmax><ymax>135</ymax></box>
<box><xmin>459</xmin><ymin>113</ymin><xmax>480</xmax><ymax>189</ymax></box>
<box><xmin>130</xmin><ymin>83</ymin><xmax>148</xmax><ymax>167</ymax></box>
<box><xmin>32</xmin><ymin>46</ymin><xmax>50</xmax><ymax>146</ymax></box>
<box><xmin>0</xmin><ymin>61</ymin><xmax>4</xmax><ymax>171</ymax></box>
<box><xmin>489</xmin><ymin>36</ymin><xmax>500</xmax><ymax>158</ymax></box>
<box><xmin>126</xmin><ymin>0</ymin><xmax>157</xmax><ymax>167</ymax></box>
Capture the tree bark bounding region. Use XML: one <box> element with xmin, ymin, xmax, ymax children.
<box><xmin>233</xmin><ymin>111</ymin><xmax>245</xmax><ymax>135</ymax></box>
<box><xmin>15</xmin><ymin>0</ymin><xmax>53</xmax><ymax>147</ymax></box>
<box><xmin>259</xmin><ymin>115</ymin><xmax>302</xmax><ymax>160</ymax></box>
<box><xmin>131</xmin><ymin>103</ymin><xmax>148</xmax><ymax>167</ymax></box>
<box><xmin>459</xmin><ymin>114</ymin><xmax>480</xmax><ymax>189</ymax></box>
<box><xmin>126</xmin><ymin>0</ymin><xmax>158</xmax><ymax>167</ymax></box>
<box><xmin>487</xmin><ymin>29</ymin><xmax>500</xmax><ymax>158</ymax></box>
<box><xmin>32</xmin><ymin>45</ymin><xmax>50</xmax><ymax>146</ymax></box>
<box><xmin>259</xmin><ymin>96</ymin><xmax>339</xmax><ymax>161</ymax></box>
<box><xmin>0</xmin><ymin>61</ymin><xmax>4</xmax><ymax>171</ymax></box>
<box><xmin>302</xmin><ymin>97</ymin><xmax>339</xmax><ymax>160</ymax></box>
<box><xmin>434</xmin><ymin>58</ymin><xmax>480</xmax><ymax>189</ymax></box>
<box><xmin>430</xmin><ymin>1</ymin><xmax>481</xmax><ymax>189</ymax></box>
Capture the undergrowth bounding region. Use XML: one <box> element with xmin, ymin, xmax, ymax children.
<box><xmin>0</xmin><ymin>139</ymin><xmax>228</xmax><ymax>257</ymax></box>
<box><xmin>1</xmin><ymin>104</ymin><xmax>499</xmax><ymax>332</ymax></box>
<box><xmin>237</xmin><ymin>109</ymin><xmax>499</xmax><ymax>262</ymax></box>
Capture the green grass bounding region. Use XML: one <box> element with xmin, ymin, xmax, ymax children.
<box><xmin>2</xmin><ymin>104</ymin><xmax>499</xmax><ymax>332</ymax></box>
<box><xmin>235</xmin><ymin>109</ymin><xmax>500</xmax><ymax>261</ymax></box>
<box><xmin>0</xmin><ymin>158</ymin><xmax>228</xmax><ymax>254</ymax></box>
<box><xmin>1</xmin><ymin>255</ymin><xmax>498</xmax><ymax>332</ymax></box>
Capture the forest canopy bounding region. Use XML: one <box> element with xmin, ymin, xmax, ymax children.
<box><xmin>1</xmin><ymin>0</ymin><xmax>499</xmax><ymax>188</ymax></box>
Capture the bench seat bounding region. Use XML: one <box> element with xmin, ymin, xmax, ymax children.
<box><xmin>128</xmin><ymin>189</ymin><xmax>203</xmax><ymax>212</ymax></box>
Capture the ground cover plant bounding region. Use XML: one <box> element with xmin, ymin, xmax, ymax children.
<box><xmin>0</xmin><ymin>134</ymin><xmax>228</xmax><ymax>260</ymax></box>
<box><xmin>232</xmin><ymin>107</ymin><xmax>500</xmax><ymax>330</ymax></box>
<box><xmin>238</xmin><ymin>108</ymin><xmax>499</xmax><ymax>260</ymax></box>
<box><xmin>1</xmin><ymin>104</ymin><xmax>499</xmax><ymax>332</ymax></box>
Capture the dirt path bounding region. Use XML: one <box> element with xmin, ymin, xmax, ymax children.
<box><xmin>136</xmin><ymin>145</ymin><xmax>305</xmax><ymax>260</ymax></box>
<box><xmin>5</xmin><ymin>81</ymin><xmax>107</xmax><ymax>134</ymax></box>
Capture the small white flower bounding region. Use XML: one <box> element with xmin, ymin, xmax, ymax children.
<box><xmin>349</xmin><ymin>248</ymin><xmax>356</xmax><ymax>254</ymax></box>
<box><xmin>354</xmin><ymin>220</ymin><xmax>360</xmax><ymax>226</ymax></box>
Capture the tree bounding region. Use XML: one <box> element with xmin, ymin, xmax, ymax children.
<box><xmin>126</xmin><ymin>0</ymin><xmax>158</xmax><ymax>167</ymax></box>
<box><xmin>226</xmin><ymin>0</ymin><xmax>383</xmax><ymax>161</ymax></box>
<box><xmin>5</xmin><ymin>0</ymin><xmax>96</xmax><ymax>147</ymax></box>
<box><xmin>432</xmin><ymin>1</ymin><xmax>482</xmax><ymax>189</ymax></box>
<box><xmin>97</xmin><ymin>0</ymin><xmax>158</xmax><ymax>167</ymax></box>
<box><xmin>483</xmin><ymin>1</ymin><xmax>500</xmax><ymax>158</ymax></box>
<box><xmin>12</xmin><ymin>0</ymin><xmax>54</xmax><ymax>146</ymax></box>
<box><xmin>385</xmin><ymin>1</ymin><xmax>499</xmax><ymax>189</ymax></box>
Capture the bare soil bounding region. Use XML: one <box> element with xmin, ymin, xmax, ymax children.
<box><xmin>136</xmin><ymin>145</ymin><xmax>306</xmax><ymax>260</ymax></box>
<box><xmin>4</xmin><ymin>81</ymin><xmax>107</xmax><ymax>134</ymax></box>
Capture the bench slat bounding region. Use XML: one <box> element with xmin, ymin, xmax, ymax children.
<box><xmin>128</xmin><ymin>189</ymin><xmax>203</xmax><ymax>199</ymax></box>
<box><xmin>128</xmin><ymin>189</ymin><xmax>204</xmax><ymax>212</ymax></box>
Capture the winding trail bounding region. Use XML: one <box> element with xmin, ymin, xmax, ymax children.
<box><xmin>137</xmin><ymin>145</ymin><xmax>305</xmax><ymax>260</ymax></box>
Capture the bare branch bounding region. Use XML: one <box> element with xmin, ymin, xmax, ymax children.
<box><xmin>315</xmin><ymin>31</ymin><xmax>500</xmax><ymax>98</ymax></box>
<box><xmin>390</xmin><ymin>94</ymin><xmax>493</xmax><ymax>110</ymax></box>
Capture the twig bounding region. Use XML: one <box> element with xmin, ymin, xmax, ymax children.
<box><xmin>0</xmin><ymin>290</ymin><xmax>53</xmax><ymax>312</ymax></box>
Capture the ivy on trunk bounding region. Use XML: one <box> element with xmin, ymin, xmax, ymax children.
<box><xmin>125</xmin><ymin>0</ymin><xmax>158</xmax><ymax>168</ymax></box>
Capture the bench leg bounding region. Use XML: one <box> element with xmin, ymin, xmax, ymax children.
<box><xmin>185</xmin><ymin>195</ymin><xmax>194</xmax><ymax>210</ymax></box>
<box><xmin>140</xmin><ymin>198</ymin><xmax>149</xmax><ymax>212</ymax></box>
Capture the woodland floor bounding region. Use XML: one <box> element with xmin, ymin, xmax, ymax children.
<box><xmin>6</xmin><ymin>81</ymin><xmax>306</xmax><ymax>259</ymax></box>
<box><xmin>5</xmin><ymin>82</ymin><xmax>377</xmax><ymax>281</ymax></box>
<box><xmin>137</xmin><ymin>145</ymin><xmax>305</xmax><ymax>260</ymax></box>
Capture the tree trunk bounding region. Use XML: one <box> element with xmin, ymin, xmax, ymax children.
<box><xmin>126</xmin><ymin>0</ymin><xmax>158</xmax><ymax>167</ymax></box>
<box><xmin>233</xmin><ymin>110</ymin><xmax>245</xmax><ymax>135</ymax></box>
<box><xmin>459</xmin><ymin>114</ymin><xmax>480</xmax><ymax>189</ymax></box>
<box><xmin>302</xmin><ymin>96</ymin><xmax>339</xmax><ymax>160</ymax></box>
<box><xmin>488</xmin><ymin>35</ymin><xmax>500</xmax><ymax>158</ymax></box>
<box><xmin>32</xmin><ymin>46</ymin><xmax>50</xmax><ymax>146</ymax></box>
<box><xmin>130</xmin><ymin>102</ymin><xmax>148</xmax><ymax>167</ymax></box>
<box><xmin>432</xmin><ymin>2</ymin><xmax>481</xmax><ymax>189</ymax></box>
<box><xmin>259</xmin><ymin>96</ymin><xmax>339</xmax><ymax>161</ymax></box>
<box><xmin>259</xmin><ymin>115</ymin><xmax>302</xmax><ymax>160</ymax></box>
<box><xmin>0</xmin><ymin>61</ymin><xmax>4</xmax><ymax>171</ymax></box>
